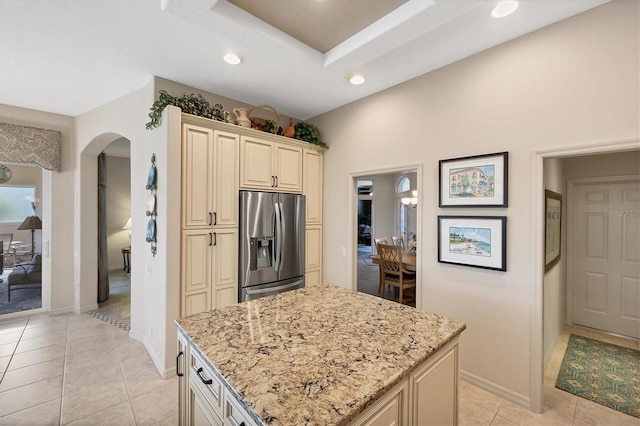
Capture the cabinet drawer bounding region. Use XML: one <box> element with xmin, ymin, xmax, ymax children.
<box><xmin>190</xmin><ymin>348</ymin><xmax>224</xmax><ymax>419</ymax></box>
<box><xmin>224</xmin><ymin>393</ymin><xmax>257</xmax><ymax>426</ymax></box>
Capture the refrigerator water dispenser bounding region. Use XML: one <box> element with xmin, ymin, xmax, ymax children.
<box><xmin>250</xmin><ymin>237</ymin><xmax>273</xmax><ymax>270</ymax></box>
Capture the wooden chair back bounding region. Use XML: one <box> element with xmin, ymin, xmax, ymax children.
<box><xmin>374</xmin><ymin>237</ymin><xmax>388</xmax><ymax>254</ymax></box>
<box><xmin>378</xmin><ymin>243</ymin><xmax>416</xmax><ymax>305</ymax></box>
<box><xmin>392</xmin><ymin>235</ymin><xmax>405</xmax><ymax>249</ymax></box>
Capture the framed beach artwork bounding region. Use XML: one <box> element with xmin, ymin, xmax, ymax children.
<box><xmin>438</xmin><ymin>216</ymin><xmax>507</xmax><ymax>271</ymax></box>
<box><xmin>439</xmin><ymin>152</ymin><xmax>508</xmax><ymax>207</ymax></box>
<box><xmin>544</xmin><ymin>190</ymin><xmax>562</xmax><ymax>272</ymax></box>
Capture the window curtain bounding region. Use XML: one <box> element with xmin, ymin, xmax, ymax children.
<box><xmin>0</xmin><ymin>123</ymin><xmax>61</xmax><ymax>171</ymax></box>
<box><xmin>97</xmin><ymin>153</ymin><xmax>109</xmax><ymax>302</ymax></box>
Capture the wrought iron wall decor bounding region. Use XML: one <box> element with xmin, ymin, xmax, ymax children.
<box><xmin>146</xmin><ymin>153</ymin><xmax>157</xmax><ymax>256</ymax></box>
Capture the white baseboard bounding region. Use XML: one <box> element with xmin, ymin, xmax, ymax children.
<box><xmin>49</xmin><ymin>306</ymin><xmax>74</xmax><ymax>316</ymax></box>
<box><xmin>460</xmin><ymin>369</ymin><xmax>532</xmax><ymax>409</ymax></box>
<box><xmin>76</xmin><ymin>303</ymin><xmax>99</xmax><ymax>313</ymax></box>
<box><xmin>141</xmin><ymin>338</ymin><xmax>175</xmax><ymax>380</ymax></box>
<box><xmin>544</xmin><ymin>327</ymin><xmax>562</xmax><ymax>368</ymax></box>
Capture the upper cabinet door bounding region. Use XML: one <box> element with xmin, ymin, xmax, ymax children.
<box><xmin>274</xmin><ymin>144</ymin><xmax>303</xmax><ymax>192</ymax></box>
<box><xmin>182</xmin><ymin>124</ymin><xmax>214</xmax><ymax>228</ymax></box>
<box><xmin>303</xmin><ymin>149</ymin><xmax>323</xmax><ymax>224</ymax></box>
<box><xmin>240</xmin><ymin>136</ymin><xmax>303</xmax><ymax>193</ymax></box>
<box><xmin>213</xmin><ymin>131</ymin><xmax>239</xmax><ymax>227</ymax></box>
<box><xmin>240</xmin><ymin>136</ymin><xmax>275</xmax><ymax>190</ymax></box>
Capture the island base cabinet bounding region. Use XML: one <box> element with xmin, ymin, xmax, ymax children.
<box><xmin>348</xmin><ymin>338</ymin><xmax>459</xmax><ymax>426</ymax></box>
<box><xmin>348</xmin><ymin>381</ymin><xmax>408</xmax><ymax>426</ymax></box>
<box><xmin>410</xmin><ymin>340</ymin><xmax>459</xmax><ymax>426</ymax></box>
<box><xmin>178</xmin><ymin>333</ymin><xmax>189</xmax><ymax>426</ymax></box>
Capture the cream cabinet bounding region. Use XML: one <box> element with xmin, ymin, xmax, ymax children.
<box><xmin>180</xmin><ymin>114</ymin><xmax>324</xmax><ymax>317</ymax></box>
<box><xmin>181</xmin><ymin>228</ymin><xmax>238</xmax><ymax>317</ymax></box>
<box><xmin>305</xmin><ymin>225</ymin><xmax>322</xmax><ymax>286</ymax></box>
<box><xmin>409</xmin><ymin>340</ymin><xmax>459</xmax><ymax>426</ymax></box>
<box><xmin>177</xmin><ymin>332</ymin><xmax>189</xmax><ymax>426</ymax></box>
<box><xmin>349</xmin><ymin>381</ymin><xmax>408</xmax><ymax>426</ymax></box>
<box><xmin>303</xmin><ymin>148</ymin><xmax>323</xmax><ymax>225</ymax></box>
<box><xmin>240</xmin><ymin>136</ymin><xmax>303</xmax><ymax>192</ymax></box>
<box><xmin>303</xmin><ymin>149</ymin><xmax>323</xmax><ymax>285</ymax></box>
<box><xmin>178</xmin><ymin>330</ymin><xmax>459</xmax><ymax>426</ymax></box>
<box><xmin>182</xmin><ymin>124</ymin><xmax>239</xmax><ymax>229</ymax></box>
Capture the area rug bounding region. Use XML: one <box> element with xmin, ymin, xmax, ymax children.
<box><xmin>555</xmin><ymin>334</ymin><xmax>639</xmax><ymax>418</ymax></box>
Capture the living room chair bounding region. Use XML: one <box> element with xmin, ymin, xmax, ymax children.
<box><xmin>0</xmin><ymin>233</ymin><xmax>15</xmax><ymax>268</ymax></box>
<box><xmin>377</xmin><ymin>243</ymin><xmax>416</xmax><ymax>305</ymax></box>
<box><xmin>7</xmin><ymin>253</ymin><xmax>42</xmax><ymax>301</ymax></box>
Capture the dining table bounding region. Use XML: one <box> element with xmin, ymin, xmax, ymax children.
<box><xmin>370</xmin><ymin>250</ymin><xmax>417</xmax><ymax>271</ymax></box>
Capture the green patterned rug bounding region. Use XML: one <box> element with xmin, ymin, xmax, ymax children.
<box><xmin>555</xmin><ymin>334</ymin><xmax>639</xmax><ymax>418</ymax></box>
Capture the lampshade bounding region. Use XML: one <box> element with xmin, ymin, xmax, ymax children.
<box><xmin>123</xmin><ymin>217</ymin><xmax>132</xmax><ymax>230</ymax></box>
<box><xmin>17</xmin><ymin>215</ymin><xmax>42</xmax><ymax>230</ymax></box>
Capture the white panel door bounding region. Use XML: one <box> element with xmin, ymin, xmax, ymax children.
<box><xmin>572</xmin><ymin>179</ymin><xmax>640</xmax><ymax>338</ymax></box>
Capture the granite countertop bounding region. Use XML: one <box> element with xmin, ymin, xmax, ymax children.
<box><xmin>176</xmin><ymin>283</ymin><xmax>466</xmax><ymax>426</ymax></box>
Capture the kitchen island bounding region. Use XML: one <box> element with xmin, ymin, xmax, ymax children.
<box><xmin>175</xmin><ymin>283</ymin><xmax>466</xmax><ymax>426</ymax></box>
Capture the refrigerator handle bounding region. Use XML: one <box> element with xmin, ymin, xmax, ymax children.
<box><xmin>274</xmin><ymin>202</ymin><xmax>283</xmax><ymax>271</ymax></box>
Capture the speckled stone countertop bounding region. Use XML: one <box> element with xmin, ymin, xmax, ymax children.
<box><xmin>175</xmin><ymin>283</ymin><xmax>466</xmax><ymax>426</ymax></box>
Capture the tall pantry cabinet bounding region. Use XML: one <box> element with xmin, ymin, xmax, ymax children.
<box><xmin>180</xmin><ymin>114</ymin><xmax>324</xmax><ymax>316</ymax></box>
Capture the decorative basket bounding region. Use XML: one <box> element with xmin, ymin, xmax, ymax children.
<box><xmin>247</xmin><ymin>105</ymin><xmax>281</xmax><ymax>134</ymax></box>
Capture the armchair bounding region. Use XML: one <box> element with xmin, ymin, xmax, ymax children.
<box><xmin>7</xmin><ymin>253</ymin><xmax>42</xmax><ymax>301</ymax></box>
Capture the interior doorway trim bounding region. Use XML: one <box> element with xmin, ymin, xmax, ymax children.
<box><xmin>531</xmin><ymin>138</ymin><xmax>639</xmax><ymax>413</ymax></box>
<box><xmin>348</xmin><ymin>163</ymin><xmax>423</xmax><ymax>309</ymax></box>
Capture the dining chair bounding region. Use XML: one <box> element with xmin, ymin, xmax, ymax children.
<box><xmin>373</xmin><ymin>237</ymin><xmax>389</xmax><ymax>296</ymax></box>
<box><xmin>392</xmin><ymin>235</ymin><xmax>405</xmax><ymax>249</ymax></box>
<box><xmin>377</xmin><ymin>243</ymin><xmax>416</xmax><ymax>305</ymax></box>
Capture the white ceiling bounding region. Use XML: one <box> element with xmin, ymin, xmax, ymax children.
<box><xmin>0</xmin><ymin>0</ymin><xmax>609</xmax><ymax>120</ymax></box>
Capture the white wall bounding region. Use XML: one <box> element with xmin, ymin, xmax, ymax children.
<box><xmin>311</xmin><ymin>0</ymin><xmax>639</xmax><ymax>408</ymax></box>
<box><xmin>563</xmin><ymin>151</ymin><xmax>640</xmax><ymax>179</ymax></box>
<box><xmin>105</xmin><ymin>154</ymin><xmax>131</xmax><ymax>270</ymax></box>
<box><xmin>0</xmin><ymin>104</ymin><xmax>76</xmax><ymax>316</ymax></box>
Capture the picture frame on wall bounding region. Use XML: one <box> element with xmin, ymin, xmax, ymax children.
<box><xmin>438</xmin><ymin>216</ymin><xmax>507</xmax><ymax>271</ymax></box>
<box><xmin>439</xmin><ymin>152</ymin><xmax>508</xmax><ymax>207</ymax></box>
<box><xmin>544</xmin><ymin>190</ymin><xmax>562</xmax><ymax>272</ymax></box>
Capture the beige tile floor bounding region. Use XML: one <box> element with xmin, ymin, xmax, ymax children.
<box><xmin>0</xmin><ymin>313</ymin><xmax>177</xmax><ymax>425</ymax></box>
<box><xmin>0</xmin><ymin>313</ymin><xmax>638</xmax><ymax>425</ymax></box>
<box><xmin>459</xmin><ymin>325</ymin><xmax>640</xmax><ymax>426</ymax></box>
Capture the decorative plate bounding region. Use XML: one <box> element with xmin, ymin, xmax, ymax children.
<box><xmin>146</xmin><ymin>164</ymin><xmax>156</xmax><ymax>190</ymax></box>
<box><xmin>0</xmin><ymin>165</ymin><xmax>11</xmax><ymax>184</ymax></box>
<box><xmin>146</xmin><ymin>194</ymin><xmax>156</xmax><ymax>216</ymax></box>
<box><xmin>146</xmin><ymin>219</ymin><xmax>156</xmax><ymax>242</ymax></box>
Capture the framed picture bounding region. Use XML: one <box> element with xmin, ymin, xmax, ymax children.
<box><xmin>439</xmin><ymin>152</ymin><xmax>508</xmax><ymax>207</ymax></box>
<box><xmin>544</xmin><ymin>190</ymin><xmax>562</xmax><ymax>272</ymax></box>
<box><xmin>438</xmin><ymin>216</ymin><xmax>507</xmax><ymax>271</ymax></box>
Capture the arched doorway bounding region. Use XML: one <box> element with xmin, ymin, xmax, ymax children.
<box><xmin>76</xmin><ymin>133</ymin><xmax>131</xmax><ymax>316</ymax></box>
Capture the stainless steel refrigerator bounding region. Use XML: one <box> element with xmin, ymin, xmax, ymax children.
<box><xmin>239</xmin><ymin>190</ymin><xmax>305</xmax><ymax>302</ymax></box>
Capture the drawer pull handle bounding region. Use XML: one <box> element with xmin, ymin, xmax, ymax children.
<box><xmin>213</xmin><ymin>212</ymin><xmax>217</xmax><ymax>226</ymax></box>
<box><xmin>176</xmin><ymin>351</ymin><xmax>184</xmax><ymax>377</ymax></box>
<box><xmin>209</xmin><ymin>212</ymin><xmax>213</xmax><ymax>226</ymax></box>
<box><xmin>196</xmin><ymin>367</ymin><xmax>213</xmax><ymax>385</ymax></box>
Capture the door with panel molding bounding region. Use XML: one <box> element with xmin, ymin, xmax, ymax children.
<box><xmin>571</xmin><ymin>178</ymin><xmax>640</xmax><ymax>338</ymax></box>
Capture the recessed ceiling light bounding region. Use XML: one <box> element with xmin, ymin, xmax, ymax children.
<box><xmin>491</xmin><ymin>0</ymin><xmax>519</xmax><ymax>18</ymax></box>
<box><xmin>223</xmin><ymin>54</ymin><xmax>241</xmax><ymax>65</ymax></box>
<box><xmin>349</xmin><ymin>74</ymin><xmax>366</xmax><ymax>85</ymax></box>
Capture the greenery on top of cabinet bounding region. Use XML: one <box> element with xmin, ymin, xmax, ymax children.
<box><xmin>146</xmin><ymin>90</ymin><xmax>224</xmax><ymax>129</ymax></box>
<box><xmin>294</xmin><ymin>122</ymin><xmax>327</xmax><ymax>148</ymax></box>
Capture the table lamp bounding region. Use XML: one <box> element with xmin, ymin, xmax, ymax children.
<box><xmin>17</xmin><ymin>215</ymin><xmax>42</xmax><ymax>256</ymax></box>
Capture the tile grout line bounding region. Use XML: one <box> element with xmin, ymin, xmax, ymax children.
<box><xmin>0</xmin><ymin>320</ymin><xmax>27</xmax><ymax>384</ymax></box>
<box><xmin>112</xmin><ymin>325</ymin><xmax>140</xmax><ymax>425</ymax></box>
